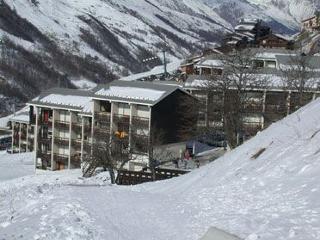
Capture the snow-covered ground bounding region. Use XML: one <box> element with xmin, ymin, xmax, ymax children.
<box><xmin>0</xmin><ymin>152</ymin><xmax>35</xmax><ymax>182</ymax></box>
<box><xmin>1</xmin><ymin>98</ymin><xmax>320</xmax><ymax>239</ymax></box>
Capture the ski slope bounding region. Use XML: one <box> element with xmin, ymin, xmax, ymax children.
<box><xmin>1</xmin><ymin>98</ymin><xmax>320</xmax><ymax>239</ymax></box>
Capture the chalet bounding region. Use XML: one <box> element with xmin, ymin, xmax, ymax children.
<box><xmin>302</xmin><ymin>15</ymin><xmax>320</xmax><ymax>32</ymax></box>
<box><xmin>27</xmin><ymin>81</ymin><xmax>197</xmax><ymax>171</ymax></box>
<box><xmin>256</xmin><ymin>33</ymin><xmax>293</xmax><ymax>49</ymax></box>
<box><xmin>225</xmin><ymin>19</ymin><xmax>271</xmax><ymax>48</ymax></box>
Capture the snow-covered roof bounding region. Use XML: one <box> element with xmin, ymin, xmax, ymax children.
<box><xmin>9</xmin><ymin>112</ymin><xmax>30</xmax><ymax>124</ymax></box>
<box><xmin>29</xmin><ymin>88</ymin><xmax>94</xmax><ymax>114</ymax></box>
<box><xmin>94</xmin><ymin>80</ymin><xmax>182</xmax><ymax>106</ymax></box>
<box><xmin>184</xmin><ymin>72</ymin><xmax>320</xmax><ymax>90</ymax></box>
<box><xmin>0</xmin><ymin>107</ymin><xmax>29</xmax><ymax>129</ymax></box>
<box><xmin>96</xmin><ymin>86</ymin><xmax>165</xmax><ymax>102</ymax></box>
<box><xmin>235</xmin><ymin>24</ymin><xmax>255</xmax><ymax>31</ymax></box>
<box><xmin>196</xmin><ymin>59</ymin><xmax>224</xmax><ymax>68</ymax></box>
<box><xmin>120</xmin><ymin>60</ymin><xmax>182</xmax><ymax>82</ymax></box>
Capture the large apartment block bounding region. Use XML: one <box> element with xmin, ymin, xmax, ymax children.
<box><xmin>181</xmin><ymin>49</ymin><xmax>320</xmax><ymax>136</ymax></box>
<box><xmin>27</xmin><ymin>81</ymin><xmax>197</xmax><ymax>171</ymax></box>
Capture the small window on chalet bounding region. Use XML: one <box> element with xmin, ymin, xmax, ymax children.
<box><xmin>253</xmin><ymin>60</ymin><xmax>264</xmax><ymax>69</ymax></box>
<box><xmin>265</xmin><ymin>61</ymin><xmax>276</xmax><ymax>68</ymax></box>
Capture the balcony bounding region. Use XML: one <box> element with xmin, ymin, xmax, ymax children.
<box><xmin>83</xmin><ymin>124</ymin><xmax>92</xmax><ymax>134</ymax></box>
<box><xmin>131</xmin><ymin>134</ymin><xmax>149</xmax><ymax>153</ymax></box>
<box><xmin>39</xmin><ymin>119</ymin><xmax>53</xmax><ymax>127</ymax></box>
<box><xmin>71</xmin><ymin>139</ymin><xmax>82</xmax><ymax>149</ymax></box>
<box><xmin>95</xmin><ymin>112</ymin><xmax>111</xmax><ymax>123</ymax></box>
<box><xmin>94</xmin><ymin>128</ymin><xmax>110</xmax><ymax>141</ymax></box>
<box><xmin>53</xmin><ymin>154</ymin><xmax>69</xmax><ymax>163</ymax></box>
<box><xmin>70</xmin><ymin>155</ymin><xmax>81</xmax><ymax>168</ymax></box>
<box><xmin>37</xmin><ymin>152</ymin><xmax>51</xmax><ymax>162</ymax></box>
<box><xmin>39</xmin><ymin>137</ymin><xmax>52</xmax><ymax>145</ymax></box>
<box><xmin>83</xmin><ymin>141</ymin><xmax>92</xmax><ymax>153</ymax></box>
<box><xmin>55</xmin><ymin>120</ymin><xmax>70</xmax><ymax>130</ymax></box>
<box><xmin>132</xmin><ymin>116</ymin><xmax>149</xmax><ymax>128</ymax></box>
<box><xmin>242</xmin><ymin>104</ymin><xmax>263</xmax><ymax>114</ymax></box>
<box><xmin>113</xmin><ymin>114</ymin><xmax>130</xmax><ymax>124</ymax></box>
<box><xmin>54</xmin><ymin>137</ymin><xmax>69</xmax><ymax>146</ymax></box>
<box><xmin>72</xmin><ymin>123</ymin><xmax>82</xmax><ymax>133</ymax></box>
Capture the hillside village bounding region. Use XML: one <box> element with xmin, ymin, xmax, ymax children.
<box><xmin>1</xmin><ymin>14</ymin><xmax>320</xmax><ymax>175</ymax></box>
<box><xmin>1</xmin><ymin>6</ymin><xmax>320</xmax><ymax>240</ymax></box>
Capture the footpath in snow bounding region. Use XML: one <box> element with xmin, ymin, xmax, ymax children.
<box><xmin>0</xmin><ymin>98</ymin><xmax>320</xmax><ymax>239</ymax></box>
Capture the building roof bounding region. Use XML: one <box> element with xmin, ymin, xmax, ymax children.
<box><xmin>276</xmin><ymin>55</ymin><xmax>320</xmax><ymax>70</ymax></box>
<box><xmin>235</xmin><ymin>24</ymin><xmax>256</xmax><ymax>31</ymax></box>
<box><xmin>9</xmin><ymin>111</ymin><xmax>30</xmax><ymax>124</ymax></box>
<box><xmin>184</xmin><ymin>69</ymin><xmax>320</xmax><ymax>91</ymax></box>
<box><xmin>94</xmin><ymin>80</ymin><xmax>183</xmax><ymax>106</ymax></box>
<box><xmin>302</xmin><ymin>15</ymin><xmax>317</xmax><ymax>23</ymax></box>
<box><xmin>28</xmin><ymin>88</ymin><xmax>94</xmax><ymax>114</ymax></box>
<box><xmin>28</xmin><ymin>80</ymin><xmax>188</xmax><ymax>111</ymax></box>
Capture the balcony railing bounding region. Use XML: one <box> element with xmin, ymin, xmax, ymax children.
<box><xmin>55</xmin><ymin>120</ymin><xmax>70</xmax><ymax>129</ymax></box>
<box><xmin>71</xmin><ymin>139</ymin><xmax>82</xmax><ymax>149</ymax></box>
<box><xmin>95</xmin><ymin>112</ymin><xmax>111</xmax><ymax>123</ymax></box>
<box><xmin>94</xmin><ymin>128</ymin><xmax>110</xmax><ymax>141</ymax></box>
<box><xmin>113</xmin><ymin>114</ymin><xmax>130</xmax><ymax>124</ymax></box>
<box><xmin>83</xmin><ymin>141</ymin><xmax>92</xmax><ymax>153</ymax></box>
<box><xmin>39</xmin><ymin>119</ymin><xmax>53</xmax><ymax>127</ymax></box>
<box><xmin>54</xmin><ymin>137</ymin><xmax>69</xmax><ymax>146</ymax></box>
<box><xmin>132</xmin><ymin>116</ymin><xmax>149</xmax><ymax>128</ymax></box>
<box><xmin>53</xmin><ymin>154</ymin><xmax>69</xmax><ymax>163</ymax></box>
<box><xmin>39</xmin><ymin>137</ymin><xmax>52</xmax><ymax>145</ymax></box>
<box><xmin>37</xmin><ymin>152</ymin><xmax>51</xmax><ymax>162</ymax></box>
<box><xmin>72</xmin><ymin>123</ymin><xmax>82</xmax><ymax>133</ymax></box>
<box><xmin>242</xmin><ymin>104</ymin><xmax>263</xmax><ymax>113</ymax></box>
<box><xmin>131</xmin><ymin>134</ymin><xmax>149</xmax><ymax>153</ymax></box>
<box><xmin>84</xmin><ymin>124</ymin><xmax>92</xmax><ymax>133</ymax></box>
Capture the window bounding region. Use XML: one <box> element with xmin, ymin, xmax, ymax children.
<box><xmin>266</xmin><ymin>61</ymin><xmax>276</xmax><ymax>68</ymax></box>
<box><xmin>253</xmin><ymin>60</ymin><xmax>264</xmax><ymax>68</ymax></box>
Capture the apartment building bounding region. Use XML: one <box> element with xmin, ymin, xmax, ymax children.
<box><xmin>27</xmin><ymin>81</ymin><xmax>197</xmax><ymax>171</ymax></box>
<box><xmin>182</xmin><ymin>50</ymin><xmax>320</xmax><ymax>137</ymax></box>
<box><xmin>10</xmin><ymin>111</ymin><xmax>34</xmax><ymax>153</ymax></box>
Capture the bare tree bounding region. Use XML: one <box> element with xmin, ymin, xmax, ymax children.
<box><xmin>82</xmin><ymin>136</ymin><xmax>131</xmax><ymax>184</ymax></box>
<box><xmin>280</xmin><ymin>50</ymin><xmax>319</xmax><ymax>109</ymax></box>
<box><xmin>204</xmin><ymin>49</ymin><xmax>269</xmax><ymax>148</ymax></box>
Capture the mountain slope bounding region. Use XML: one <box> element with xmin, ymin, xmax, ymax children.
<box><xmin>0</xmin><ymin>0</ymin><xmax>231</xmax><ymax>109</ymax></box>
<box><xmin>0</xmin><ymin>0</ymin><xmax>318</xmax><ymax>112</ymax></box>
<box><xmin>1</xmin><ymin>91</ymin><xmax>320</xmax><ymax>239</ymax></box>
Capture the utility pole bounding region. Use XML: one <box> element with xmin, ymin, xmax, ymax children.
<box><xmin>163</xmin><ymin>49</ymin><xmax>167</xmax><ymax>76</ymax></box>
